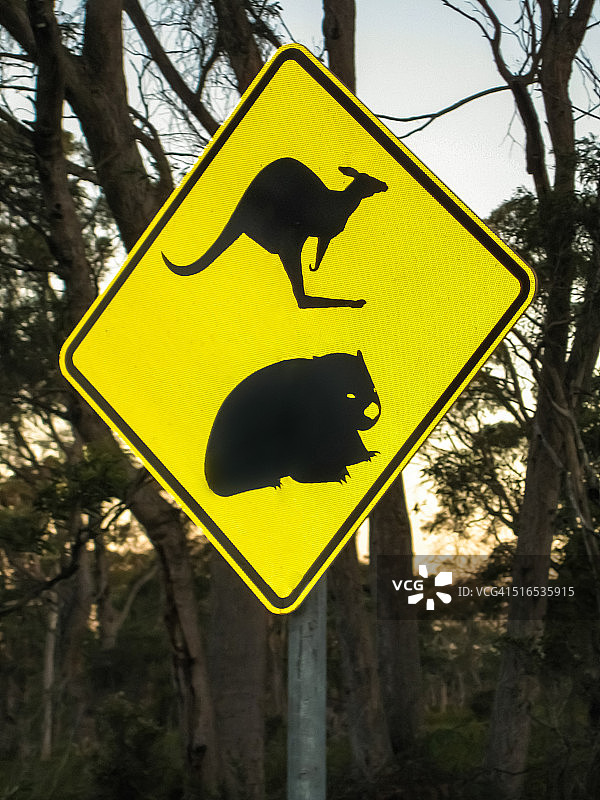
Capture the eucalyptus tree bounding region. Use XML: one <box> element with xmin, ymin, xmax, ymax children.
<box><xmin>428</xmin><ymin>3</ymin><xmax>600</xmax><ymax>797</ymax></box>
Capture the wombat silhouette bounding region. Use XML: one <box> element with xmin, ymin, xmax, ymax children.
<box><xmin>163</xmin><ymin>157</ymin><xmax>388</xmax><ymax>309</ymax></box>
<box><xmin>205</xmin><ymin>352</ymin><xmax>381</xmax><ymax>496</ymax></box>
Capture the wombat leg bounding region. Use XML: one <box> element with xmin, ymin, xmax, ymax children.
<box><xmin>290</xmin><ymin>464</ymin><xmax>350</xmax><ymax>485</ymax></box>
<box><xmin>337</xmin><ymin>468</ymin><xmax>350</xmax><ymax>484</ymax></box>
<box><xmin>256</xmin><ymin>477</ymin><xmax>282</xmax><ymax>491</ymax></box>
<box><xmin>208</xmin><ymin>473</ymin><xmax>282</xmax><ymax>496</ymax></box>
<box><xmin>366</xmin><ymin>450</ymin><xmax>380</xmax><ymax>462</ymax></box>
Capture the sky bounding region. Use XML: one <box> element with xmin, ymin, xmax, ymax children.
<box><xmin>279</xmin><ymin>0</ymin><xmax>600</xmax><ymax>218</ymax></box>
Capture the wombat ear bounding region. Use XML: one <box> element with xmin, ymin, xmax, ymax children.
<box><xmin>357</xmin><ymin>350</ymin><xmax>364</xmax><ymax>361</ymax></box>
<box><xmin>339</xmin><ymin>166</ymin><xmax>359</xmax><ymax>178</ymax></box>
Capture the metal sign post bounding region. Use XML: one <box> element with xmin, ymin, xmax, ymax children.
<box><xmin>287</xmin><ymin>577</ymin><xmax>327</xmax><ymax>800</ymax></box>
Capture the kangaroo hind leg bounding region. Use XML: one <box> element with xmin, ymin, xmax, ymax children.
<box><xmin>279</xmin><ymin>250</ymin><xmax>366</xmax><ymax>309</ymax></box>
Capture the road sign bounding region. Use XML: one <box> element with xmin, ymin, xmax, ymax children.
<box><xmin>60</xmin><ymin>44</ymin><xmax>536</xmax><ymax>614</ymax></box>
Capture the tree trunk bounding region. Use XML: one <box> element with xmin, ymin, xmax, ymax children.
<box><xmin>322</xmin><ymin>0</ymin><xmax>355</xmax><ymax>92</ymax></box>
<box><xmin>57</xmin><ymin>537</ymin><xmax>95</xmax><ymax>743</ymax></box>
<box><xmin>213</xmin><ymin>0</ymin><xmax>264</xmax><ymax>94</ymax></box>
<box><xmin>123</xmin><ymin>470</ymin><xmax>222</xmax><ymax>798</ymax></box>
<box><xmin>483</xmin><ymin>391</ymin><xmax>562</xmax><ymax>797</ymax></box>
<box><xmin>370</xmin><ymin>474</ymin><xmax>423</xmax><ymax>753</ymax></box>
<box><xmin>94</xmin><ymin>532</ymin><xmax>157</xmax><ymax>653</ymax></box>
<box><xmin>328</xmin><ymin>542</ymin><xmax>393</xmax><ymax>777</ymax></box>
<box><xmin>67</xmin><ymin>0</ymin><xmax>171</xmax><ymax>251</ymax></box>
<box><xmin>266</xmin><ymin>615</ymin><xmax>287</xmax><ymax>727</ymax></box>
<box><xmin>208</xmin><ymin>555</ymin><xmax>268</xmax><ymax>800</ymax></box>
<box><xmin>41</xmin><ymin>591</ymin><xmax>58</xmax><ymax>760</ymax></box>
<box><xmin>322</xmin><ymin>0</ymin><xmax>393</xmax><ymax>777</ymax></box>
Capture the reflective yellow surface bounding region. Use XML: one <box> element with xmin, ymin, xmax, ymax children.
<box><xmin>60</xmin><ymin>45</ymin><xmax>535</xmax><ymax>613</ymax></box>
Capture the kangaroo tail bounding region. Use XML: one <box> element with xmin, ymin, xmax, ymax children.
<box><xmin>163</xmin><ymin>219</ymin><xmax>240</xmax><ymax>276</ymax></box>
<box><xmin>162</xmin><ymin>252</ymin><xmax>212</xmax><ymax>276</ymax></box>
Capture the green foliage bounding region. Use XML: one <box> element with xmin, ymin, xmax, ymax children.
<box><xmin>422</xmin><ymin>406</ymin><xmax>527</xmax><ymax>540</ymax></box>
<box><xmin>488</xmin><ymin>187</ymin><xmax>545</xmax><ymax>267</ymax></box>
<box><xmin>425</xmin><ymin>708</ymin><xmax>486</xmax><ymax>773</ymax></box>
<box><xmin>90</xmin><ymin>694</ymin><xmax>182</xmax><ymax>800</ymax></box>
<box><xmin>88</xmin><ymin>555</ymin><xmax>174</xmax><ymax>706</ymax></box>
<box><xmin>0</xmin><ymin>507</ymin><xmax>47</xmax><ymax>553</ymax></box>
<box><xmin>0</xmin><ymin>550</ymin><xmax>180</xmax><ymax>799</ymax></box>
<box><xmin>0</xmin><ymin>749</ymin><xmax>92</xmax><ymax>800</ymax></box>
<box><xmin>35</xmin><ymin>444</ymin><xmax>129</xmax><ymax>522</ymax></box>
<box><xmin>0</xmin><ymin>268</ymin><xmax>63</xmax><ymax>411</ymax></box>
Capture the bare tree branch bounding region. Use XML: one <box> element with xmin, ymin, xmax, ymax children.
<box><xmin>0</xmin><ymin>107</ymin><xmax>100</xmax><ymax>184</ymax></box>
<box><xmin>0</xmin><ymin>522</ymin><xmax>90</xmax><ymax>618</ymax></box>
<box><xmin>114</xmin><ymin>563</ymin><xmax>158</xmax><ymax>633</ymax></box>
<box><xmin>443</xmin><ymin>1</ymin><xmax>551</xmax><ymax>197</ymax></box>
<box><xmin>129</xmin><ymin>105</ymin><xmax>174</xmax><ymax>193</ymax></box>
<box><xmin>377</xmin><ymin>84</ymin><xmax>511</xmax><ymax>135</ymax></box>
<box><xmin>0</xmin><ymin>0</ymin><xmax>37</xmax><ymax>57</ymax></box>
<box><xmin>212</xmin><ymin>0</ymin><xmax>265</xmax><ymax>94</ymax></box>
<box><xmin>124</xmin><ymin>0</ymin><xmax>220</xmax><ymax>136</ymax></box>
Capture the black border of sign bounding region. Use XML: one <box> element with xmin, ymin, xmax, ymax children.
<box><xmin>62</xmin><ymin>46</ymin><xmax>535</xmax><ymax>611</ymax></box>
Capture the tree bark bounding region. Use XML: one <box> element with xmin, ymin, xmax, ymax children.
<box><xmin>208</xmin><ymin>556</ymin><xmax>268</xmax><ymax>800</ymax></box>
<box><xmin>212</xmin><ymin>0</ymin><xmax>264</xmax><ymax>94</ymax></box>
<box><xmin>94</xmin><ymin>532</ymin><xmax>157</xmax><ymax>652</ymax></box>
<box><xmin>328</xmin><ymin>543</ymin><xmax>393</xmax><ymax>777</ymax></box>
<box><xmin>57</xmin><ymin>539</ymin><xmax>95</xmax><ymax>743</ymax></box>
<box><xmin>484</xmin><ymin>388</ymin><xmax>563</xmax><ymax>798</ymax></box>
<box><xmin>322</xmin><ymin>0</ymin><xmax>355</xmax><ymax>92</ymax></box>
<box><xmin>370</xmin><ymin>474</ymin><xmax>423</xmax><ymax>753</ymax></box>
<box><xmin>72</xmin><ymin>0</ymin><xmax>172</xmax><ymax>250</ymax></box>
<box><xmin>41</xmin><ymin>591</ymin><xmax>58</xmax><ymax>760</ymax></box>
<box><xmin>266</xmin><ymin>615</ymin><xmax>287</xmax><ymax>727</ymax></box>
<box><xmin>118</xmin><ymin>455</ymin><xmax>222</xmax><ymax>798</ymax></box>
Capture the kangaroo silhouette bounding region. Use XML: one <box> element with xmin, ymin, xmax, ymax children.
<box><xmin>205</xmin><ymin>351</ymin><xmax>381</xmax><ymax>497</ymax></box>
<box><xmin>163</xmin><ymin>158</ymin><xmax>388</xmax><ymax>309</ymax></box>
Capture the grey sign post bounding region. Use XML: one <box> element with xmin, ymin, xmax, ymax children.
<box><xmin>287</xmin><ymin>576</ymin><xmax>327</xmax><ymax>800</ymax></box>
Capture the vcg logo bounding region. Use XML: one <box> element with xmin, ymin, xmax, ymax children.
<box><xmin>393</xmin><ymin>564</ymin><xmax>453</xmax><ymax>611</ymax></box>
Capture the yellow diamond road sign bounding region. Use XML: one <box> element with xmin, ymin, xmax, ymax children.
<box><xmin>60</xmin><ymin>45</ymin><xmax>536</xmax><ymax>614</ymax></box>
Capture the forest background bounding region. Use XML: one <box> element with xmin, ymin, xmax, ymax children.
<box><xmin>0</xmin><ymin>2</ymin><xmax>599</xmax><ymax>799</ymax></box>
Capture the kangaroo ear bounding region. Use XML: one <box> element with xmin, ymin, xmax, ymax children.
<box><xmin>339</xmin><ymin>166</ymin><xmax>360</xmax><ymax>178</ymax></box>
